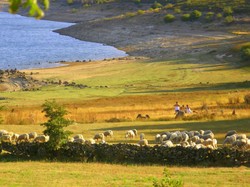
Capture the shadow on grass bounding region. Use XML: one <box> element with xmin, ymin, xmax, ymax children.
<box><xmin>127</xmin><ymin>81</ymin><xmax>250</xmax><ymax>94</ymax></box>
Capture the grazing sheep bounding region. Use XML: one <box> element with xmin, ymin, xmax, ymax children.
<box><xmin>1</xmin><ymin>134</ymin><xmax>12</xmax><ymax>142</ymax></box>
<box><xmin>93</xmin><ymin>133</ymin><xmax>105</xmax><ymax>141</ymax></box>
<box><xmin>0</xmin><ymin>130</ymin><xmax>8</xmax><ymax>136</ymax></box>
<box><xmin>103</xmin><ymin>130</ymin><xmax>114</xmax><ymax>138</ymax></box>
<box><xmin>132</xmin><ymin>129</ymin><xmax>138</xmax><ymax>136</ymax></box>
<box><xmin>137</xmin><ymin>133</ymin><xmax>148</xmax><ymax>146</ymax></box>
<box><xmin>223</xmin><ymin>134</ymin><xmax>237</xmax><ymax>146</ymax></box>
<box><xmin>202</xmin><ymin>138</ymin><xmax>217</xmax><ymax>149</ymax></box>
<box><xmin>11</xmin><ymin>133</ymin><xmax>19</xmax><ymax>142</ymax></box>
<box><xmin>181</xmin><ymin>132</ymin><xmax>189</xmax><ymax>142</ymax></box>
<box><xmin>196</xmin><ymin>138</ymin><xmax>204</xmax><ymax>145</ymax></box>
<box><xmin>138</xmin><ymin>139</ymin><xmax>149</xmax><ymax>146</ymax></box>
<box><xmin>232</xmin><ymin>139</ymin><xmax>248</xmax><ymax>150</ymax></box>
<box><xmin>190</xmin><ymin>135</ymin><xmax>200</xmax><ymax>143</ymax></box>
<box><xmin>34</xmin><ymin>135</ymin><xmax>49</xmax><ymax>143</ymax></box>
<box><xmin>236</xmin><ymin>134</ymin><xmax>247</xmax><ymax>140</ymax></box>
<box><xmin>28</xmin><ymin>132</ymin><xmax>38</xmax><ymax>140</ymax></box>
<box><xmin>140</xmin><ymin>133</ymin><xmax>145</xmax><ymax>140</ymax></box>
<box><xmin>203</xmin><ymin>130</ymin><xmax>213</xmax><ymax>135</ymax></box>
<box><xmin>16</xmin><ymin>133</ymin><xmax>29</xmax><ymax>143</ymax></box>
<box><xmin>180</xmin><ymin>141</ymin><xmax>190</xmax><ymax>147</ymax></box>
<box><xmin>161</xmin><ymin>140</ymin><xmax>174</xmax><ymax>147</ymax></box>
<box><xmin>225</xmin><ymin>130</ymin><xmax>237</xmax><ymax>138</ymax></box>
<box><xmin>201</xmin><ymin>132</ymin><xmax>214</xmax><ymax>140</ymax></box>
<box><xmin>73</xmin><ymin>138</ymin><xmax>85</xmax><ymax>144</ymax></box>
<box><xmin>125</xmin><ymin>130</ymin><xmax>135</xmax><ymax>139</ymax></box>
<box><xmin>85</xmin><ymin>138</ymin><xmax>96</xmax><ymax>145</ymax></box>
<box><xmin>170</xmin><ymin>132</ymin><xmax>182</xmax><ymax>144</ymax></box>
<box><xmin>74</xmin><ymin>134</ymin><xmax>84</xmax><ymax>140</ymax></box>
<box><xmin>155</xmin><ymin>134</ymin><xmax>162</xmax><ymax>144</ymax></box>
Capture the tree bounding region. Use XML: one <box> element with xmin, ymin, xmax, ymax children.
<box><xmin>41</xmin><ymin>100</ymin><xmax>72</xmax><ymax>151</ymax></box>
<box><xmin>9</xmin><ymin>0</ymin><xmax>50</xmax><ymax>19</ymax></box>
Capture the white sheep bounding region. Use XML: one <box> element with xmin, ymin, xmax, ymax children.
<box><xmin>125</xmin><ymin>130</ymin><xmax>135</xmax><ymax>139</ymax></box>
<box><xmin>138</xmin><ymin>133</ymin><xmax>148</xmax><ymax>146</ymax></box>
<box><xmin>34</xmin><ymin>135</ymin><xmax>49</xmax><ymax>143</ymax></box>
<box><xmin>103</xmin><ymin>130</ymin><xmax>114</xmax><ymax>137</ymax></box>
<box><xmin>132</xmin><ymin>129</ymin><xmax>138</xmax><ymax>136</ymax></box>
<box><xmin>161</xmin><ymin>140</ymin><xmax>174</xmax><ymax>147</ymax></box>
<box><xmin>11</xmin><ymin>133</ymin><xmax>19</xmax><ymax>142</ymax></box>
<box><xmin>16</xmin><ymin>133</ymin><xmax>29</xmax><ymax>143</ymax></box>
<box><xmin>73</xmin><ymin>138</ymin><xmax>85</xmax><ymax>144</ymax></box>
<box><xmin>236</xmin><ymin>134</ymin><xmax>247</xmax><ymax>140</ymax></box>
<box><xmin>223</xmin><ymin>134</ymin><xmax>237</xmax><ymax>146</ymax></box>
<box><xmin>190</xmin><ymin>135</ymin><xmax>200</xmax><ymax>143</ymax></box>
<box><xmin>200</xmin><ymin>132</ymin><xmax>214</xmax><ymax>140</ymax></box>
<box><xmin>74</xmin><ymin>134</ymin><xmax>84</xmax><ymax>140</ymax></box>
<box><xmin>155</xmin><ymin>134</ymin><xmax>161</xmax><ymax>144</ymax></box>
<box><xmin>28</xmin><ymin>132</ymin><xmax>38</xmax><ymax>140</ymax></box>
<box><xmin>85</xmin><ymin>138</ymin><xmax>96</xmax><ymax>145</ymax></box>
<box><xmin>225</xmin><ymin>130</ymin><xmax>237</xmax><ymax>138</ymax></box>
<box><xmin>93</xmin><ymin>133</ymin><xmax>105</xmax><ymax>141</ymax></box>
<box><xmin>1</xmin><ymin>134</ymin><xmax>12</xmax><ymax>142</ymax></box>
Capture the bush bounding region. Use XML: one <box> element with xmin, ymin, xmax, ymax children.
<box><xmin>216</xmin><ymin>13</ymin><xmax>223</xmax><ymax>19</ymax></box>
<box><xmin>164</xmin><ymin>14</ymin><xmax>175</xmax><ymax>23</ymax></box>
<box><xmin>164</xmin><ymin>3</ymin><xmax>174</xmax><ymax>9</ymax></box>
<box><xmin>137</xmin><ymin>9</ymin><xmax>145</xmax><ymax>15</ymax></box>
<box><xmin>205</xmin><ymin>12</ymin><xmax>214</xmax><ymax>22</ymax></box>
<box><xmin>190</xmin><ymin>10</ymin><xmax>202</xmax><ymax>20</ymax></box>
<box><xmin>67</xmin><ymin>0</ymin><xmax>74</xmax><ymax>5</ymax></box>
<box><xmin>125</xmin><ymin>12</ymin><xmax>137</xmax><ymax>17</ymax></box>
<box><xmin>151</xmin><ymin>1</ymin><xmax>163</xmax><ymax>9</ymax></box>
<box><xmin>224</xmin><ymin>16</ymin><xmax>234</xmax><ymax>24</ymax></box>
<box><xmin>174</xmin><ymin>8</ymin><xmax>181</xmax><ymax>14</ymax></box>
<box><xmin>241</xmin><ymin>47</ymin><xmax>250</xmax><ymax>61</ymax></box>
<box><xmin>41</xmin><ymin>100</ymin><xmax>72</xmax><ymax>151</ymax></box>
<box><xmin>223</xmin><ymin>6</ymin><xmax>233</xmax><ymax>16</ymax></box>
<box><xmin>181</xmin><ymin>13</ymin><xmax>190</xmax><ymax>21</ymax></box>
<box><xmin>153</xmin><ymin>168</ymin><xmax>184</xmax><ymax>187</ymax></box>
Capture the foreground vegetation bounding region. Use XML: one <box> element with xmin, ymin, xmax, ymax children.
<box><xmin>0</xmin><ymin>161</ymin><xmax>249</xmax><ymax>187</ymax></box>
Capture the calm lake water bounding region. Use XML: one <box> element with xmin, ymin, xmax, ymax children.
<box><xmin>0</xmin><ymin>12</ymin><xmax>127</xmax><ymax>70</ymax></box>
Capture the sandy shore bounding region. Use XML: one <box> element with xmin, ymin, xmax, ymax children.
<box><xmin>36</xmin><ymin>1</ymin><xmax>249</xmax><ymax>60</ymax></box>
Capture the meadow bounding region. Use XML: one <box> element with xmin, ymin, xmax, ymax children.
<box><xmin>0</xmin><ymin>26</ymin><xmax>250</xmax><ymax>187</ymax></box>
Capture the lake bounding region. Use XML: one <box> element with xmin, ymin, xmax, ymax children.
<box><xmin>0</xmin><ymin>12</ymin><xmax>127</xmax><ymax>70</ymax></box>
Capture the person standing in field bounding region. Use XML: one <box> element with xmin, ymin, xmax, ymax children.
<box><xmin>174</xmin><ymin>102</ymin><xmax>180</xmax><ymax>114</ymax></box>
<box><xmin>185</xmin><ymin>105</ymin><xmax>192</xmax><ymax>114</ymax></box>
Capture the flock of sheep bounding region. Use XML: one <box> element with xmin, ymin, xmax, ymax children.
<box><xmin>0</xmin><ymin>130</ymin><xmax>49</xmax><ymax>144</ymax></box>
<box><xmin>1</xmin><ymin>129</ymin><xmax>250</xmax><ymax>151</ymax></box>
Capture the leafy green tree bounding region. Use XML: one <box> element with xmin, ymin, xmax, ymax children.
<box><xmin>9</xmin><ymin>0</ymin><xmax>50</xmax><ymax>19</ymax></box>
<box><xmin>41</xmin><ymin>100</ymin><xmax>72</xmax><ymax>151</ymax></box>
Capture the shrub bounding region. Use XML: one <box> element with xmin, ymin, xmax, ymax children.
<box><xmin>181</xmin><ymin>13</ymin><xmax>190</xmax><ymax>21</ymax></box>
<box><xmin>164</xmin><ymin>14</ymin><xmax>175</xmax><ymax>23</ymax></box>
<box><xmin>41</xmin><ymin>100</ymin><xmax>72</xmax><ymax>151</ymax></box>
<box><xmin>153</xmin><ymin>168</ymin><xmax>184</xmax><ymax>187</ymax></box>
<box><xmin>190</xmin><ymin>10</ymin><xmax>202</xmax><ymax>20</ymax></box>
<box><xmin>241</xmin><ymin>47</ymin><xmax>250</xmax><ymax>61</ymax></box>
<box><xmin>205</xmin><ymin>12</ymin><xmax>214</xmax><ymax>22</ymax></box>
<box><xmin>224</xmin><ymin>16</ymin><xmax>234</xmax><ymax>24</ymax></box>
<box><xmin>223</xmin><ymin>6</ymin><xmax>233</xmax><ymax>16</ymax></box>
<box><xmin>174</xmin><ymin>8</ymin><xmax>181</xmax><ymax>14</ymax></box>
<box><xmin>67</xmin><ymin>0</ymin><xmax>74</xmax><ymax>5</ymax></box>
<box><xmin>125</xmin><ymin>12</ymin><xmax>137</xmax><ymax>17</ymax></box>
<box><xmin>216</xmin><ymin>13</ymin><xmax>223</xmax><ymax>19</ymax></box>
<box><xmin>164</xmin><ymin>3</ymin><xmax>174</xmax><ymax>9</ymax></box>
<box><xmin>244</xmin><ymin>94</ymin><xmax>250</xmax><ymax>104</ymax></box>
<box><xmin>137</xmin><ymin>9</ymin><xmax>145</xmax><ymax>15</ymax></box>
<box><xmin>151</xmin><ymin>1</ymin><xmax>163</xmax><ymax>9</ymax></box>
